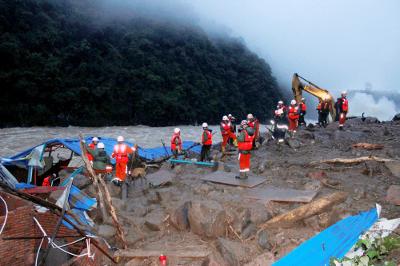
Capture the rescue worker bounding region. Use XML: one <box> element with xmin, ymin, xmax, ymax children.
<box><xmin>236</xmin><ymin>120</ymin><xmax>255</xmax><ymax>179</ymax></box>
<box><xmin>298</xmin><ymin>98</ymin><xmax>307</xmax><ymax>126</ymax></box>
<box><xmin>111</xmin><ymin>136</ymin><xmax>135</xmax><ymax>185</ymax></box>
<box><xmin>227</xmin><ymin>114</ymin><xmax>237</xmax><ymax>145</ymax></box>
<box><xmin>320</xmin><ymin>97</ymin><xmax>331</xmax><ymax>128</ymax></box>
<box><xmin>200</xmin><ymin>123</ymin><xmax>212</xmax><ymax>162</ymax></box>
<box><xmin>87</xmin><ymin>137</ymin><xmax>99</xmax><ymax>162</ymax></box>
<box><xmin>274</xmin><ymin>101</ymin><xmax>287</xmax><ymax>123</ymax></box>
<box><xmin>220</xmin><ymin>115</ymin><xmax>237</xmax><ymax>153</ymax></box>
<box><xmin>247</xmin><ymin>113</ymin><xmax>260</xmax><ymax>148</ymax></box>
<box><xmin>316</xmin><ymin>100</ymin><xmax>322</xmax><ymax>126</ymax></box>
<box><xmin>338</xmin><ymin>91</ymin><xmax>349</xmax><ymax>130</ymax></box>
<box><xmin>170</xmin><ymin>128</ymin><xmax>182</xmax><ymax>158</ymax></box>
<box><xmin>334</xmin><ymin>97</ymin><xmax>341</xmax><ymax>121</ymax></box>
<box><xmin>288</xmin><ymin>100</ymin><xmax>300</xmax><ymax>137</ymax></box>
<box><xmin>42</xmin><ymin>173</ymin><xmax>56</xmax><ymax>186</ymax></box>
<box><xmin>87</xmin><ymin>142</ymin><xmax>111</xmax><ymax>171</ymax></box>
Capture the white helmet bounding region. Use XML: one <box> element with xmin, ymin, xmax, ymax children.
<box><xmin>222</xmin><ymin>115</ymin><xmax>229</xmax><ymax>121</ymax></box>
<box><xmin>92</xmin><ymin>137</ymin><xmax>99</xmax><ymax>143</ymax></box>
<box><xmin>301</xmin><ymin>97</ymin><xmax>305</xmax><ymax>101</ymax></box>
<box><xmin>97</xmin><ymin>142</ymin><xmax>105</xmax><ymax>149</ymax></box>
<box><xmin>202</xmin><ymin>122</ymin><xmax>208</xmax><ymax>128</ymax></box>
<box><xmin>117</xmin><ymin>136</ymin><xmax>124</xmax><ymax>142</ymax></box>
<box><xmin>341</xmin><ymin>91</ymin><xmax>347</xmax><ymax>96</ymax></box>
<box><xmin>228</xmin><ymin>114</ymin><xmax>232</xmax><ymax>117</ymax></box>
<box><xmin>241</xmin><ymin>120</ymin><xmax>248</xmax><ymax>126</ymax></box>
<box><xmin>278</xmin><ymin>100</ymin><xmax>283</xmax><ymax>105</ymax></box>
<box><xmin>291</xmin><ymin>100</ymin><xmax>297</xmax><ymax>105</ymax></box>
<box><xmin>174</xmin><ymin>128</ymin><xmax>180</xmax><ymax>134</ymax></box>
<box><xmin>247</xmin><ymin>113</ymin><xmax>254</xmax><ymax>120</ymax></box>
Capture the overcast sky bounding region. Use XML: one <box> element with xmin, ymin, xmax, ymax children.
<box><xmin>190</xmin><ymin>0</ymin><xmax>400</xmax><ymax>95</ymax></box>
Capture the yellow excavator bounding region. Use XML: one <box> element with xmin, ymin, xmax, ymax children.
<box><xmin>291</xmin><ymin>73</ymin><xmax>336</xmax><ymax>121</ymax></box>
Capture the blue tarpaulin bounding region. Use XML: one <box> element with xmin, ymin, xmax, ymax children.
<box><xmin>273</xmin><ymin>207</ymin><xmax>379</xmax><ymax>266</ymax></box>
<box><xmin>2</xmin><ymin>137</ymin><xmax>201</xmax><ymax>166</ymax></box>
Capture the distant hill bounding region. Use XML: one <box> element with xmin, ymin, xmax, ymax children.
<box><xmin>0</xmin><ymin>0</ymin><xmax>284</xmax><ymax>127</ymax></box>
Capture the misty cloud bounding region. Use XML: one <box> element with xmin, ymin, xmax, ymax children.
<box><xmin>349</xmin><ymin>92</ymin><xmax>399</xmax><ymax>121</ymax></box>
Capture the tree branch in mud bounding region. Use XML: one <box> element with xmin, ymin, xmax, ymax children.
<box><xmin>258</xmin><ymin>192</ymin><xmax>348</xmax><ymax>230</ymax></box>
<box><xmin>352</xmin><ymin>143</ymin><xmax>384</xmax><ymax>150</ymax></box>
<box><xmin>309</xmin><ymin>156</ymin><xmax>396</xmax><ymax>166</ymax></box>
<box><xmin>79</xmin><ymin>135</ymin><xmax>128</xmax><ymax>249</ymax></box>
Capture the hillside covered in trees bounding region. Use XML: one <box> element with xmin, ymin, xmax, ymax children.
<box><xmin>0</xmin><ymin>0</ymin><xmax>283</xmax><ymax>127</ymax></box>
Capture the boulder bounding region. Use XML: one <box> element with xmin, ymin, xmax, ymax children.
<box><xmin>287</xmin><ymin>138</ymin><xmax>301</xmax><ymax>149</ymax></box>
<box><xmin>72</xmin><ymin>174</ymin><xmax>91</xmax><ymax>189</ymax></box>
<box><xmin>216</xmin><ymin>238</ymin><xmax>247</xmax><ymax>266</ymax></box>
<box><xmin>169</xmin><ymin>201</ymin><xmax>191</xmax><ymax>231</ymax></box>
<box><xmin>188</xmin><ymin>200</ymin><xmax>227</xmax><ymax>238</ymax></box>
<box><xmin>353</xmin><ymin>187</ymin><xmax>366</xmax><ymax>201</ymax></box>
<box><xmin>131</xmin><ymin>167</ymin><xmax>146</xmax><ymax>178</ymax></box>
<box><xmin>386</xmin><ymin>185</ymin><xmax>400</xmax><ymax>205</ymax></box>
<box><xmin>146</xmin><ymin>191</ymin><xmax>162</xmax><ymax>204</ymax></box>
<box><xmin>97</xmin><ymin>224</ymin><xmax>116</xmax><ymax>238</ymax></box>
<box><xmin>111</xmin><ymin>197</ymin><xmax>126</xmax><ymax>211</ymax></box>
<box><xmin>144</xmin><ymin>209</ymin><xmax>166</xmax><ymax>231</ymax></box>
<box><xmin>202</xmin><ymin>251</ymin><xmax>229</xmax><ymax>266</ymax></box>
<box><xmin>241</xmin><ymin>222</ymin><xmax>256</xmax><ymax>239</ymax></box>
<box><xmin>256</xmin><ymin>229</ymin><xmax>271</xmax><ymax>250</ymax></box>
<box><xmin>243</xmin><ymin>252</ymin><xmax>275</xmax><ymax>266</ymax></box>
<box><xmin>385</xmin><ymin>161</ymin><xmax>400</xmax><ymax>178</ymax></box>
<box><xmin>249</xmin><ymin>203</ymin><xmax>271</xmax><ymax>225</ymax></box>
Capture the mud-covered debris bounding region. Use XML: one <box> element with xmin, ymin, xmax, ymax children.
<box><xmin>147</xmin><ymin>191</ymin><xmax>162</xmax><ymax>204</ymax></box>
<box><xmin>386</xmin><ymin>185</ymin><xmax>400</xmax><ymax>205</ymax></box>
<box><xmin>287</xmin><ymin>138</ymin><xmax>301</xmax><ymax>149</ymax></box>
<box><xmin>256</xmin><ymin>229</ymin><xmax>271</xmax><ymax>250</ymax></box>
<box><xmin>98</xmin><ymin>224</ymin><xmax>116</xmax><ymax>238</ymax></box>
<box><xmin>216</xmin><ymin>238</ymin><xmax>247</xmax><ymax>266</ymax></box>
<box><xmin>385</xmin><ymin>161</ymin><xmax>400</xmax><ymax>178</ymax></box>
<box><xmin>169</xmin><ymin>201</ymin><xmax>191</xmax><ymax>231</ymax></box>
<box><xmin>243</xmin><ymin>252</ymin><xmax>275</xmax><ymax>266</ymax></box>
<box><xmin>188</xmin><ymin>200</ymin><xmax>227</xmax><ymax>238</ymax></box>
<box><xmin>144</xmin><ymin>209</ymin><xmax>166</xmax><ymax>231</ymax></box>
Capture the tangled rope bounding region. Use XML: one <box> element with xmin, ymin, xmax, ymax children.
<box><xmin>0</xmin><ymin>195</ymin><xmax>8</xmax><ymax>235</ymax></box>
<box><xmin>33</xmin><ymin>217</ymin><xmax>95</xmax><ymax>265</ymax></box>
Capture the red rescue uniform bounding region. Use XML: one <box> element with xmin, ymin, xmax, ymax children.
<box><xmin>42</xmin><ymin>175</ymin><xmax>51</xmax><ymax>186</ymax></box>
<box><xmin>202</xmin><ymin>130</ymin><xmax>212</xmax><ymax>145</ymax></box>
<box><xmin>112</xmin><ymin>143</ymin><xmax>134</xmax><ymax>181</ymax></box>
<box><xmin>220</xmin><ymin>121</ymin><xmax>237</xmax><ymax>149</ymax></box>
<box><xmin>87</xmin><ymin>143</ymin><xmax>96</xmax><ymax>162</ymax></box>
<box><xmin>238</xmin><ymin>129</ymin><xmax>255</xmax><ymax>173</ymax></box>
<box><xmin>288</xmin><ymin>106</ymin><xmax>300</xmax><ymax>131</ymax></box>
<box><xmin>170</xmin><ymin>133</ymin><xmax>182</xmax><ymax>152</ymax></box>
<box><xmin>247</xmin><ymin>119</ymin><xmax>260</xmax><ymax>141</ymax></box>
<box><xmin>339</xmin><ymin>97</ymin><xmax>349</xmax><ymax>127</ymax></box>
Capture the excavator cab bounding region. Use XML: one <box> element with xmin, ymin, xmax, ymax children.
<box><xmin>291</xmin><ymin>73</ymin><xmax>336</xmax><ymax>121</ymax></box>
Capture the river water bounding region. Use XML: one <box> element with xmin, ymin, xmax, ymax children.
<box><xmin>0</xmin><ymin>125</ymin><xmax>267</xmax><ymax>158</ymax></box>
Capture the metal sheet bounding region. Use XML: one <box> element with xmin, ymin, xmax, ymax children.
<box><xmin>245</xmin><ymin>187</ymin><xmax>318</xmax><ymax>203</ymax></box>
<box><xmin>200</xmin><ymin>171</ymin><xmax>266</xmax><ymax>188</ymax></box>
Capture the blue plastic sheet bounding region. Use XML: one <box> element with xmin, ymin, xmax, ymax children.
<box><xmin>273</xmin><ymin>207</ymin><xmax>378</xmax><ymax>266</ymax></box>
<box><xmin>3</xmin><ymin>137</ymin><xmax>201</xmax><ymax>166</ymax></box>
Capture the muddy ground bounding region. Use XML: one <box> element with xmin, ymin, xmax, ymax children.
<box><xmin>65</xmin><ymin>117</ymin><xmax>399</xmax><ymax>265</ymax></box>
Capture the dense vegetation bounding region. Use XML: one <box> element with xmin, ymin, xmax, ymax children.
<box><xmin>0</xmin><ymin>0</ymin><xmax>283</xmax><ymax>127</ymax></box>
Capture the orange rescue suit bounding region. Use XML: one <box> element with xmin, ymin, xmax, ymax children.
<box><xmin>112</xmin><ymin>143</ymin><xmax>134</xmax><ymax>181</ymax></box>
<box><xmin>288</xmin><ymin>106</ymin><xmax>299</xmax><ymax>131</ymax></box>
<box><xmin>339</xmin><ymin>97</ymin><xmax>349</xmax><ymax>126</ymax></box>
<box><xmin>170</xmin><ymin>133</ymin><xmax>182</xmax><ymax>151</ymax></box>
<box><xmin>202</xmin><ymin>130</ymin><xmax>212</xmax><ymax>145</ymax></box>
<box><xmin>220</xmin><ymin>121</ymin><xmax>236</xmax><ymax>148</ymax></box>
<box><xmin>87</xmin><ymin>143</ymin><xmax>96</xmax><ymax>161</ymax></box>
<box><xmin>238</xmin><ymin>129</ymin><xmax>255</xmax><ymax>173</ymax></box>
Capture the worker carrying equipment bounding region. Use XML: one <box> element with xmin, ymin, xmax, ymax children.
<box><xmin>338</xmin><ymin>91</ymin><xmax>349</xmax><ymax>130</ymax></box>
<box><xmin>220</xmin><ymin>115</ymin><xmax>237</xmax><ymax>153</ymax></box>
<box><xmin>170</xmin><ymin>128</ymin><xmax>182</xmax><ymax>158</ymax></box>
<box><xmin>298</xmin><ymin>98</ymin><xmax>307</xmax><ymax>126</ymax></box>
<box><xmin>247</xmin><ymin>113</ymin><xmax>260</xmax><ymax>148</ymax></box>
<box><xmin>111</xmin><ymin>136</ymin><xmax>135</xmax><ymax>185</ymax></box>
<box><xmin>236</xmin><ymin>120</ymin><xmax>255</xmax><ymax>180</ymax></box>
<box><xmin>288</xmin><ymin>100</ymin><xmax>300</xmax><ymax>137</ymax></box>
<box><xmin>86</xmin><ymin>137</ymin><xmax>99</xmax><ymax>162</ymax></box>
<box><xmin>200</xmin><ymin>122</ymin><xmax>213</xmax><ymax>162</ymax></box>
<box><xmin>87</xmin><ymin>142</ymin><xmax>111</xmax><ymax>171</ymax></box>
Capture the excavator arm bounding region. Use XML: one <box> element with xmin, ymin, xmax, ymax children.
<box><xmin>292</xmin><ymin>73</ymin><xmax>336</xmax><ymax>120</ymax></box>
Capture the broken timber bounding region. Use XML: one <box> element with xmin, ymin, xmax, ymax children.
<box><xmin>258</xmin><ymin>192</ymin><xmax>348</xmax><ymax>230</ymax></box>
<box><xmin>79</xmin><ymin>135</ymin><xmax>127</xmax><ymax>249</ymax></box>
<box><xmin>352</xmin><ymin>143</ymin><xmax>384</xmax><ymax>150</ymax></box>
<box><xmin>114</xmin><ymin>246</ymin><xmax>211</xmax><ymax>259</ymax></box>
<box><xmin>309</xmin><ymin>156</ymin><xmax>396</xmax><ymax>166</ymax></box>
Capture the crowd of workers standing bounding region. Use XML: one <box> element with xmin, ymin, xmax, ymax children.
<box><xmin>83</xmin><ymin>91</ymin><xmax>349</xmax><ymax>185</ymax></box>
